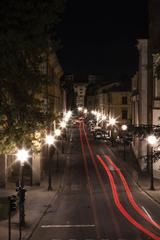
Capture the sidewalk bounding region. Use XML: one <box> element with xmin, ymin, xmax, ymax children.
<box><xmin>0</xmin><ymin>178</ymin><xmax>59</xmax><ymax>240</ymax></box>
<box><xmin>111</xmin><ymin>144</ymin><xmax>160</xmax><ymax>205</ymax></box>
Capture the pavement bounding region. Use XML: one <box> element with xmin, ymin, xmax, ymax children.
<box><xmin>111</xmin><ymin>143</ymin><xmax>160</xmax><ymax>205</ymax></box>
<box><xmin>1</xmin><ymin>140</ymin><xmax>160</xmax><ymax>240</ymax></box>
<box><xmin>0</xmin><ymin>176</ymin><xmax>60</xmax><ymax>240</ymax></box>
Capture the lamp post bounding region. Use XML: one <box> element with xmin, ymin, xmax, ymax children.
<box><xmin>45</xmin><ymin>134</ymin><xmax>55</xmax><ymax>191</ymax></box>
<box><xmin>109</xmin><ymin>117</ymin><xmax>116</xmax><ymax>145</ymax></box>
<box><xmin>16</xmin><ymin>149</ymin><xmax>29</xmax><ymax>187</ymax></box>
<box><xmin>16</xmin><ymin>148</ymin><xmax>29</xmax><ymax>237</ymax></box>
<box><xmin>54</xmin><ymin>129</ymin><xmax>61</xmax><ymax>171</ymax></box>
<box><xmin>121</xmin><ymin>124</ymin><xmax>128</xmax><ymax>161</ymax></box>
<box><xmin>147</xmin><ymin>135</ymin><xmax>157</xmax><ymax>190</ymax></box>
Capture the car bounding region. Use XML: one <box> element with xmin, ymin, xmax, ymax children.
<box><xmin>101</xmin><ymin>130</ymin><xmax>110</xmax><ymax>140</ymax></box>
<box><xmin>94</xmin><ymin>131</ymin><xmax>103</xmax><ymax>139</ymax></box>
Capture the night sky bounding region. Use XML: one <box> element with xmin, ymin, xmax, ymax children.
<box><xmin>57</xmin><ymin>0</ymin><xmax>148</xmax><ymax>81</ymax></box>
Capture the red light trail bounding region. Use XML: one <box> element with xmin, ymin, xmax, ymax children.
<box><xmin>81</xmin><ymin>122</ymin><xmax>160</xmax><ymax>240</ymax></box>
<box><xmin>104</xmin><ymin>153</ymin><xmax>160</xmax><ymax>230</ymax></box>
<box><xmin>97</xmin><ymin>154</ymin><xmax>160</xmax><ymax>240</ymax></box>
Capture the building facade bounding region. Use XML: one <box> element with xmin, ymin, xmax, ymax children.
<box><xmin>87</xmin><ymin>81</ymin><xmax>132</xmax><ymax>124</ymax></box>
<box><xmin>131</xmin><ymin>40</ymin><xmax>149</xmax><ymax>170</ymax></box>
<box><xmin>73</xmin><ymin>82</ymin><xmax>88</xmax><ymax>108</ymax></box>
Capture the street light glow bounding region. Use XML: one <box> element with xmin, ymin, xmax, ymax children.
<box><xmin>84</xmin><ymin>109</ymin><xmax>88</xmax><ymax>114</ymax></box>
<box><xmin>60</xmin><ymin>121</ymin><xmax>66</xmax><ymax>128</ymax></box>
<box><xmin>147</xmin><ymin>135</ymin><xmax>157</xmax><ymax>145</ymax></box>
<box><xmin>67</xmin><ymin>110</ymin><xmax>72</xmax><ymax>117</ymax></box>
<box><xmin>102</xmin><ymin>115</ymin><xmax>107</xmax><ymax>121</ymax></box>
<box><xmin>55</xmin><ymin>129</ymin><xmax>61</xmax><ymax>137</ymax></box>
<box><xmin>78</xmin><ymin>106</ymin><xmax>83</xmax><ymax>111</ymax></box>
<box><xmin>109</xmin><ymin>117</ymin><xmax>116</xmax><ymax>126</ymax></box>
<box><xmin>45</xmin><ymin>135</ymin><xmax>55</xmax><ymax>145</ymax></box>
<box><xmin>121</xmin><ymin>124</ymin><xmax>128</xmax><ymax>131</ymax></box>
<box><xmin>16</xmin><ymin>149</ymin><xmax>29</xmax><ymax>164</ymax></box>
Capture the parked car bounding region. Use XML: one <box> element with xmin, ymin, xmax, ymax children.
<box><xmin>94</xmin><ymin>130</ymin><xmax>103</xmax><ymax>139</ymax></box>
<box><xmin>101</xmin><ymin>130</ymin><xmax>110</xmax><ymax>140</ymax></box>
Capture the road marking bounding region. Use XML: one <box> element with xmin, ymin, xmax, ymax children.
<box><xmin>141</xmin><ymin>206</ymin><xmax>153</xmax><ymax>221</ymax></box>
<box><xmin>41</xmin><ymin>224</ymin><xmax>95</xmax><ymax>228</ymax></box>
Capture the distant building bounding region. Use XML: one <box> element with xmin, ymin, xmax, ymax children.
<box><xmin>73</xmin><ymin>82</ymin><xmax>88</xmax><ymax>108</ymax></box>
<box><xmin>97</xmin><ymin>82</ymin><xmax>132</xmax><ymax>124</ymax></box>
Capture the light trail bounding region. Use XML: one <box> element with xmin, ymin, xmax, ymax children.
<box><xmin>104</xmin><ymin>154</ymin><xmax>160</xmax><ymax>230</ymax></box>
<box><xmin>79</xmin><ymin>122</ymin><xmax>101</xmax><ymax>240</ymax></box>
<box><xmin>82</xmin><ymin>122</ymin><xmax>160</xmax><ymax>239</ymax></box>
<box><xmin>82</xmin><ymin>123</ymin><xmax>121</xmax><ymax>237</ymax></box>
<box><xmin>97</xmin><ymin>154</ymin><xmax>160</xmax><ymax>240</ymax></box>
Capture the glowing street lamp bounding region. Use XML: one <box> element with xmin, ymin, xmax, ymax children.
<box><xmin>67</xmin><ymin>110</ymin><xmax>72</xmax><ymax>118</ymax></box>
<box><xmin>84</xmin><ymin>109</ymin><xmax>88</xmax><ymax>114</ymax></box>
<box><xmin>16</xmin><ymin>149</ymin><xmax>29</xmax><ymax>165</ymax></box>
<box><xmin>54</xmin><ymin>129</ymin><xmax>62</xmax><ymax>171</ymax></box>
<box><xmin>147</xmin><ymin>135</ymin><xmax>157</xmax><ymax>145</ymax></box>
<box><xmin>78</xmin><ymin>106</ymin><xmax>83</xmax><ymax>112</ymax></box>
<box><xmin>102</xmin><ymin>115</ymin><xmax>107</xmax><ymax>121</ymax></box>
<box><xmin>60</xmin><ymin>121</ymin><xmax>66</xmax><ymax>129</ymax></box>
<box><xmin>45</xmin><ymin>134</ymin><xmax>55</xmax><ymax>191</ymax></box>
<box><xmin>64</xmin><ymin>110</ymin><xmax>72</xmax><ymax>122</ymax></box>
<box><xmin>108</xmin><ymin>117</ymin><xmax>116</xmax><ymax>143</ymax></box>
<box><xmin>121</xmin><ymin>124</ymin><xmax>128</xmax><ymax>131</ymax></box>
<box><xmin>16</xmin><ymin>148</ymin><xmax>29</xmax><ymax>229</ymax></box>
<box><xmin>16</xmin><ymin>148</ymin><xmax>29</xmax><ymax>185</ymax></box>
<box><xmin>109</xmin><ymin>117</ymin><xmax>116</xmax><ymax>126</ymax></box>
<box><xmin>147</xmin><ymin>134</ymin><xmax>157</xmax><ymax>190</ymax></box>
<box><xmin>121</xmin><ymin>125</ymin><xmax>128</xmax><ymax>161</ymax></box>
<box><xmin>54</xmin><ymin>129</ymin><xmax>61</xmax><ymax>137</ymax></box>
<box><xmin>45</xmin><ymin>134</ymin><xmax>55</xmax><ymax>145</ymax></box>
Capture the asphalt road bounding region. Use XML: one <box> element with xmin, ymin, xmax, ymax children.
<box><xmin>29</xmin><ymin>121</ymin><xmax>160</xmax><ymax>240</ymax></box>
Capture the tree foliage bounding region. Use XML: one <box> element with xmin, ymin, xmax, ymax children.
<box><xmin>0</xmin><ymin>0</ymin><xmax>64</xmax><ymax>153</ymax></box>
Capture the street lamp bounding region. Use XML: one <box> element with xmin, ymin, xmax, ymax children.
<box><xmin>84</xmin><ymin>108</ymin><xmax>88</xmax><ymax>114</ymax></box>
<box><xmin>16</xmin><ymin>148</ymin><xmax>29</xmax><ymax>233</ymax></box>
<box><xmin>78</xmin><ymin>106</ymin><xmax>83</xmax><ymax>112</ymax></box>
<box><xmin>64</xmin><ymin>110</ymin><xmax>72</xmax><ymax>122</ymax></box>
<box><xmin>147</xmin><ymin>134</ymin><xmax>157</xmax><ymax>190</ymax></box>
<box><xmin>54</xmin><ymin>128</ymin><xmax>61</xmax><ymax>137</ymax></box>
<box><xmin>108</xmin><ymin>117</ymin><xmax>116</xmax><ymax>144</ymax></box>
<box><xmin>60</xmin><ymin>121</ymin><xmax>66</xmax><ymax>129</ymax></box>
<box><xmin>121</xmin><ymin>124</ymin><xmax>128</xmax><ymax>161</ymax></box>
<box><xmin>109</xmin><ymin>117</ymin><xmax>116</xmax><ymax>126</ymax></box>
<box><xmin>54</xmin><ymin>129</ymin><xmax>62</xmax><ymax>171</ymax></box>
<box><xmin>16</xmin><ymin>149</ymin><xmax>29</xmax><ymax>186</ymax></box>
<box><xmin>45</xmin><ymin>134</ymin><xmax>55</xmax><ymax>191</ymax></box>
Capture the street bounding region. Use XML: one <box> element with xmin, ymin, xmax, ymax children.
<box><xmin>29</xmin><ymin>122</ymin><xmax>160</xmax><ymax>240</ymax></box>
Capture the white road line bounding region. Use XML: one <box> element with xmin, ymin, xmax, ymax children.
<box><xmin>141</xmin><ymin>205</ymin><xmax>153</xmax><ymax>221</ymax></box>
<box><xmin>41</xmin><ymin>224</ymin><xmax>95</xmax><ymax>228</ymax></box>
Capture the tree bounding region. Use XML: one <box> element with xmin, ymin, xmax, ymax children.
<box><xmin>0</xmin><ymin>0</ymin><xmax>65</xmax><ymax>153</ymax></box>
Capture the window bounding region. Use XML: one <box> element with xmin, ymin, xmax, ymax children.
<box><xmin>122</xmin><ymin>110</ymin><xmax>128</xmax><ymax>119</ymax></box>
<box><xmin>122</xmin><ymin>96</ymin><xmax>128</xmax><ymax>105</ymax></box>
